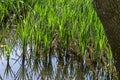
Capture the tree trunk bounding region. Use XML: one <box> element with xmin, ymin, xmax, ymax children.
<box><xmin>92</xmin><ymin>0</ymin><xmax>120</xmax><ymax>78</ymax></box>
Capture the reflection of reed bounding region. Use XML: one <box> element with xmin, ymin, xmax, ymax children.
<box><xmin>39</xmin><ymin>51</ymin><xmax>54</xmax><ymax>80</ymax></box>
<box><xmin>40</xmin><ymin>61</ymin><xmax>53</xmax><ymax>80</ymax></box>
<box><xmin>1</xmin><ymin>42</ymin><xmax>115</xmax><ymax>79</ymax></box>
<box><xmin>15</xmin><ymin>47</ymin><xmax>28</xmax><ymax>80</ymax></box>
<box><xmin>32</xmin><ymin>58</ymin><xmax>41</xmax><ymax>74</ymax></box>
<box><xmin>0</xmin><ymin>75</ymin><xmax>2</xmax><ymax>80</ymax></box>
<box><xmin>4</xmin><ymin>56</ymin><xmax>14</xmax><ymax>79</ymax></box>
<box><xmin>55</xmin><ymin>61</ymin><xmax>64</xmax><ymax>80</ymax></box>
<box><xmin>32</xmin><ymin>44</ymin><xmax>42</xmax><ymax>74</ymax></box>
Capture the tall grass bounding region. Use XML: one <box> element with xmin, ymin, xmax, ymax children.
<box><xmin>0</xmin><ymin>0</ymin><xmax>112</xmax><ymax>60</ymax></box>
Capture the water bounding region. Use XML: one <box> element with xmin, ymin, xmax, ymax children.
<box><xmin>0</xmin><ymin>43</ymin><xmax>114</xmax><ymax>80</ymax></box>
<box><xmin>0</xmin><ymin>30</ymin><xmax>116</xmax><ymax>80</ymax></box>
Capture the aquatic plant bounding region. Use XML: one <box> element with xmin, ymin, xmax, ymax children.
<box><xmin>0</xmin><ymin>0</ymin><xmax>113</xmax><ymax>63</ymax></box>
<box><xmin>0</xmin><ymin>0</ymin><xmax>116</xmax><ymax>79</ymax></box>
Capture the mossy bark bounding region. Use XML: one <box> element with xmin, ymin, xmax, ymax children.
<box><xmin>92</xmin><ymin>0</ymin><xmax>120</xmax><ymax>77</ymax></box>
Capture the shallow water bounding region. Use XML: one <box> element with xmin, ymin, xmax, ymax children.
<box><xmin>0</xmin><ymin>28</ymin><xmax>117</xmax><ymax>80</ymax></box>
<box><xmin>0</xmin><ymin>41</ymin><xmax>115</xmax><ymax>80</ymax></box>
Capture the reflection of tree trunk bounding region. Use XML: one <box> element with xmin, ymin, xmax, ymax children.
<box><xmin>92</xmin><ymin>0</ymin><xmax>120</xmax><ymax>77</ymax></box>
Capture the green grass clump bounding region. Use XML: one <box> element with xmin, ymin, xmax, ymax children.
<box><xmin>0</xmin><ymin>0</ymin><xmax>112</xmax><ymax>60</ymax></box>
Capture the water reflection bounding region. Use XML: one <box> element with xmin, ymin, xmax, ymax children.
<box><xmin>0</xmin><ymin>41</ymin><xmax>116</xmax><ymax>80</ymax></box>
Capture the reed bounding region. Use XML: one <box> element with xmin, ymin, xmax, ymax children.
<box><xmin>0</xmin><ymin>0</ymin><xmax>112</xmax><ymax>61</ymax></box>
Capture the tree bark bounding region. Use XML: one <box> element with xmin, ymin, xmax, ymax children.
<box><xmin>92</xmin><ymin>0</ymin><xmax>120</xmax><ymax>78</ymax></box>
